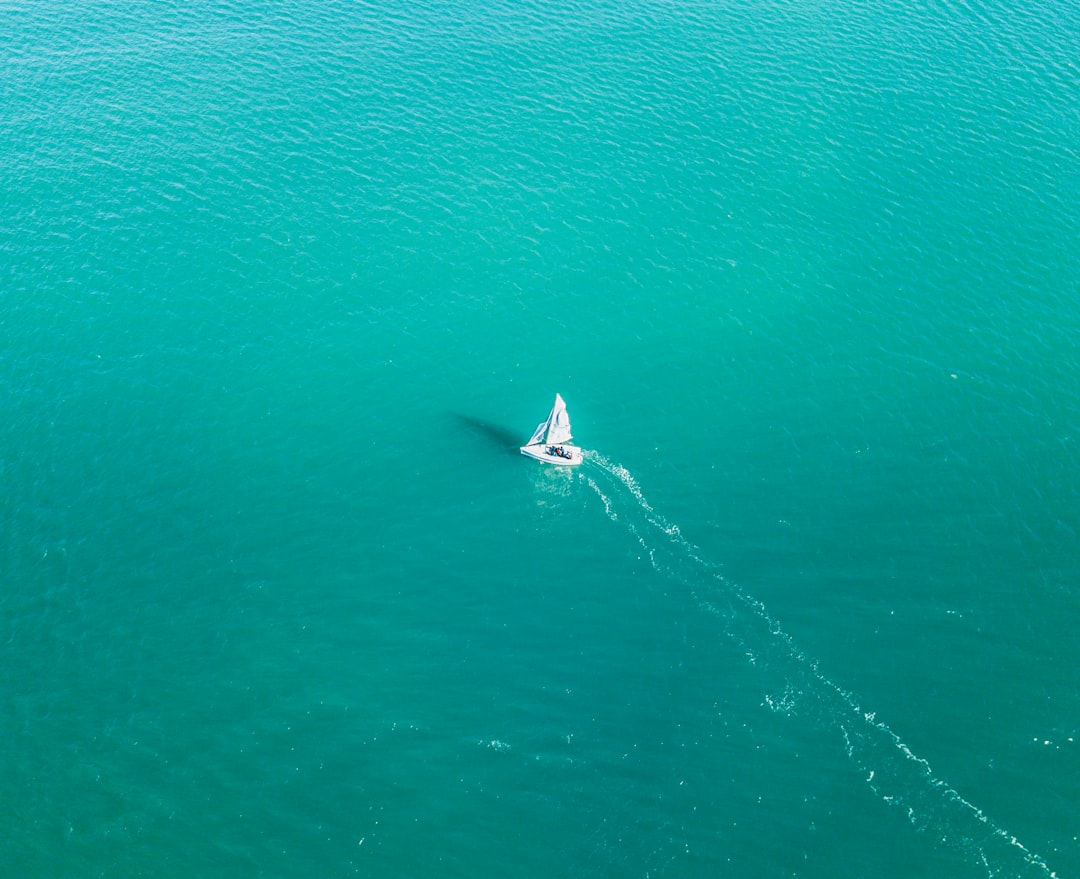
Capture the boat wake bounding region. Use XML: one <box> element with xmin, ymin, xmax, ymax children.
<box><xmin>582</xmin><ymin>451</ymin><xmax>1057</xmax><ymax>879</ymax></box>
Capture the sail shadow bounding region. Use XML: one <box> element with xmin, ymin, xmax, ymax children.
<box><xmin>451</xmin><ymin>413</ymin><xmax>522</xmax><ymax>454</ymax></box>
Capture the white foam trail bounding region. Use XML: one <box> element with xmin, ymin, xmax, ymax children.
<box><xmin>583</xmin><ymin>453</ymin><xmax>1057</xmax><ymax>879</ymax></box>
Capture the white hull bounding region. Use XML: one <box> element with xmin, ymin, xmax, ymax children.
<box><xmin>520</xmin><ymin>443</ymin><xmax>582</xmax><ymax>466</ymax></box>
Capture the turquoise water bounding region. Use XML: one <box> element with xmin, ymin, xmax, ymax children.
<box><xmin>3</xmin><ymin>0</ymin><xmax>1079</xmax><ymax>875</ymax></box>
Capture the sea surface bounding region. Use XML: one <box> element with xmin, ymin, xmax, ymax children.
<box><xmin>3</xmin><ymin>1</ymin><xmax>1079</xmax><ymax>876</ymax></box>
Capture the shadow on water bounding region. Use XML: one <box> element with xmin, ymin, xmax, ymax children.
<box><xmin>452</xmin><ymin>414</ymin><xmax>522</xmax><ymax>456</ymax></box>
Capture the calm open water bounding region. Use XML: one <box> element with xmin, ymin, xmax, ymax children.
<box><xmin>3</xmin><ymin>0</ymin><xmax>1079</xmax><ymax>876</ymax></box>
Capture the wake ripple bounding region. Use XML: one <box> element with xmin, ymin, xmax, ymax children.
<box><xmin>583</xmin><ymin>452</ymin><xmax>1057</xmax><ymax>879</ymax></box>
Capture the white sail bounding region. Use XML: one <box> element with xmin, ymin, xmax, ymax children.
<box><xmin>527</xmin><ymin>419</ymin><xmax>547</xmax><ymax>446</ymax></box>
<box><xmin>545</xmin><ymin>393</ymin><xmax>573</xmax><ymax>445</ymax></box>
<box><xmin>520</xmin><ymin>393</ymin><xmax>582</xmax><ymax>466</ymax></box>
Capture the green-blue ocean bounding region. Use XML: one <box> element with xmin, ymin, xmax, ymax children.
<box><xmin>3</xmin><ymin>1</ymin><xmax>1078</xmax><ymax>876</ymax></box>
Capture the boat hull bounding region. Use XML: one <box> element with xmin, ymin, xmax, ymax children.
<box><xmin>520</xmin><ymin>443</ymin><xmax>582</xmax><ymax>466</ymax></box>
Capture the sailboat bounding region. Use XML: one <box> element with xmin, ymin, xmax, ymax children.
<box><xmin>520</xmin><ymin>393</ymin><xmax>582</xmax><ymax>466</ymax></box>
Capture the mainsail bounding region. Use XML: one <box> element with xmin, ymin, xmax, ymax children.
<box><xmin>524</xmin><ymin>393</ymin><xmax>573</xmax><ymax>446</ymax></box>
<box><xmin>545</xmin><ymin>393</ymin><xmax>573</xmax><ymax>445</ymax></box>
